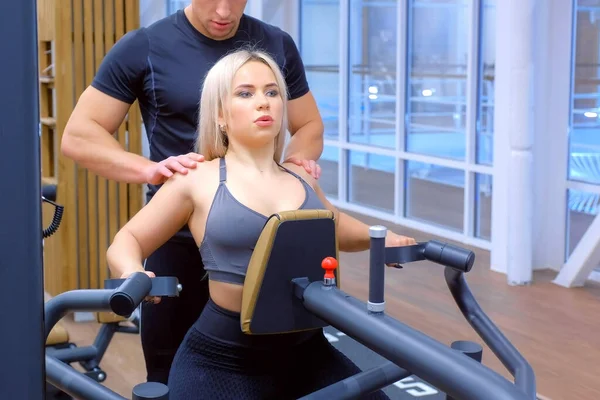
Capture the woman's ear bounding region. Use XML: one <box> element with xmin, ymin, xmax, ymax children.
<box><xmin>217</xmin><ymin>107</ymin><xmax>227</xmax><ymax>130</ymax></box>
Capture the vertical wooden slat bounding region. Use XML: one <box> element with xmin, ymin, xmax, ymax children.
<box><xmin>82</xmin><ymin>0</ymin><xmax>95</xmax><ymax>290</ymax></box>
<box><xmin>37</xmin><ymin>0</ymin><xmax>55</xmax><ymax>41</ymax></box>
<box><xmin>53</xmin><ymin>0</ymin><xmax>78</xmax><ymax>295</ymax></box>
<box><xmin>101</xmin><ymin>0</ymin><xmax>117</xmax><ymax>285</ymax></box>
<box><xmin>72</xmin><ymin>0</ymin><xmax>88</xmax><ymax>291</ymax></box>
<box><xmin>91</xmin><ymin>0</ymin><xmax>106</xmax><ymax>290</ymax></box>
<box><xmin>114</xmin><ymin>0</ymin><xmax>130</xmax><ymax>231</ymax></box>
<box><xmin>125</xmin><ymin>0</ymin><xmax>143</xmax><ymax>217</ymax></box>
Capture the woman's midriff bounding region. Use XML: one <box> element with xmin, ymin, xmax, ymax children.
<box><xmin>208</xmin><ymin>280</ymin><xmax>244</xmax><ymax>313</ymax></box>
<box><xmin>203</xmin><ymin>279</ymin><xmax>323</xmax><ymax>350</ymax></box>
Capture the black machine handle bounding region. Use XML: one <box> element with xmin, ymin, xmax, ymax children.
<box><xmin>105</xmin><ymin>275</ymin><xmax>182</xmax><ymax>316</ymax></box>
<box><xmin>108</xmin><ymin>272</ymin><xmax>153</xmax><ymax>317</ymax></box>
<box><xmin>384</xmin><ymin>240</ymin><xmax>475</xmax><ymax>273</ymax></box>
<box><xmin>44</xmin><ymin>273</ymin><xmax>180</xmax><ymax>400</ymax></box>
<box><xmin>105</xmin><ymin>276</ymin><xmax>181</xmax><ymax>297</ymax></box>
<box><xmin>45</xmin><ymin>273</ymin><xmax>182</xmax><ymax>339</ymax></box>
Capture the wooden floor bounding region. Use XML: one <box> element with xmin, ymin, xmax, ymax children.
<box><xmin>54</xmin><ymin>211</ymin><xmax>600</xmax><ymax>400</ymax></box>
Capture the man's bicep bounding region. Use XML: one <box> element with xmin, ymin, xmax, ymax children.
<box><xmin>67</xmin><ymin>29</ymin><xmax>148</xmax><ymax>136</ymax></box>
<box><xmin>91</xmin><ymin>29</ymin><xmax>148</xmax><ymax>105</ymax></box>
<box><xmin>71</xmin><ymin>86</ymin><xmax>132</xmax><ymax>136</ymax></box>
<box><xmin>287</xmin><ymin>91</ymin><xmax>322</xmax><ymax>134</ymax></box>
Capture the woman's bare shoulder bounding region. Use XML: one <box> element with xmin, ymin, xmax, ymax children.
<box><xmin>162</xmin><ymin>158</ymin><xmax>221</xmax><ymax>197</ymax></box>
<box><xmin>185</xmin><ymin>158</ymin><xmax>222</xmax><ymax>191</ymax></box>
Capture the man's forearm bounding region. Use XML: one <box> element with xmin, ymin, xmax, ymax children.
<box><xmin>283</xmin><ymin>120</ymin><xmax>324</xmax><ymax>162</ymax></box>
<box><xmin>62</xmin><ymin>122</ymin><xmax>153</xmax><ymax>184</ymax></box>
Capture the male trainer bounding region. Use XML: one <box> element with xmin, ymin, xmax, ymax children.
<box><xmin>61</xmin><ymin>0</ymin><xmax>324</xmax><ymax>384</ymax></box>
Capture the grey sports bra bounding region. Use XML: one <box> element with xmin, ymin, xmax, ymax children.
<box><xmin>199</xmin><ymin>157</ymin><xmax>326</xmax><ymax>285</ymax></box>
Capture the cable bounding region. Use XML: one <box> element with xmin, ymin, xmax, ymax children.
<box><xmin>42</xmin><ymin>196</ymin><xmax>64</xmax><ymax>238</ymax></box>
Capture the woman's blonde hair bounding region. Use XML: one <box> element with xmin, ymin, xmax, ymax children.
<box><xmin>195</xmin><ymin>48</ymin><xmax>289</xmax><ymax>162</ymax></box>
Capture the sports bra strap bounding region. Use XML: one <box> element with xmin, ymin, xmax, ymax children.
<box><xmin>277</xmin><ymin>163</ymin><xmax>302</xmax><ymax>180</ymax></box>
<box><xmin>219</xmin><ymin>157</ymin><xmax>227</xmax><ymax>182</ymax></box>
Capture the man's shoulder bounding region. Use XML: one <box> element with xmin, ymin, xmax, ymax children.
<box><xmin>143</xmin><ymin>11</ymin><xmax>179</xmax><ymax>34</ymax></box>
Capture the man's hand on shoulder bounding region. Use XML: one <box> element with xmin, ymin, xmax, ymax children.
<box><xmin>284</xmin><ymin>156</ymin><xmax>321</xmax><ymax>180</ymax></box>
<box><xmin>144</xmin><ymin>152</ymin><xmax>205</xmax><ymax>185</ymax></box>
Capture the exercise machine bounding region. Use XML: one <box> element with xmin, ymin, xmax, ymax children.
<box><xmin>240</xmin><ymin>210</ymin><xmax>536</xmax><ymax>399</ymax></box>
<box><xmin>45</xmin><ymin>210</ymin><xmax>537</xmax><ymax>399</ymax></box>
<box><xmin>45</xmin><ymin>272</ymin><xmax>182</xmax><ymax>399</ymax></box>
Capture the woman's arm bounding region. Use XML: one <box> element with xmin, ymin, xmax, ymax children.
<box><xmin>314</xmin><ymin>184</ymin><xmax>416</xmax><ymax>252</ymax></box>
<box><xmin>106</xmin><ymin>171</ymin><xmax>195</xmax><ymax>279</ymax></box>
<box><xmin>283</xmin><ymin>164</ymin><xmax>416</xmax><ymax>252</ymax></box>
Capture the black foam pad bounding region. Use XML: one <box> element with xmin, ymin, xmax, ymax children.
<box><xmin>248</xmin><ymin>217</ymin><xmax>338</xmax><ymax>334</ymax></box>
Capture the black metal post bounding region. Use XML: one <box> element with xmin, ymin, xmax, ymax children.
<box><xmin>368</xmin><ymin>225</ymin><xmax>387</xmax><ymax>313</ymax></box>
<box><xmin>0</xmin><ymin>0</ymin><xmax>45</xmax><ymax>399</ymax></box>
<box><xmin>446</xmin><ymin>341</ymin><xmax>483</xmax><ymax>400</ymax></box>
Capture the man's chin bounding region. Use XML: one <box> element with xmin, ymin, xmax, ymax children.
<box><xmin>207</xmin><ymin>25</ymin><xmax>236</xmax><ymax>40</ymax></box>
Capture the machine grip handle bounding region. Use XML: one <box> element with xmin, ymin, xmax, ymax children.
<box><xmin>109</xmin><ymin>272</ymin><xmax>152</xmax><ymax>316</ymax></box>
<box><xmin>104</xmin><ymin>276</ymin><xmax>181</xmax><ymax>297</ymax></box>
<box><xmin>423</xmin><ymin>240</ymin><xmax>475</xmax><ymax>273</ymax></box>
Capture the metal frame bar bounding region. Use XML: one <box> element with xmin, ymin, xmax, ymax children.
<box><xmin>464</xmin><ymin>0</ymin><xmax>482</xmax><ymax>239</ymax></box>
<box><xmin>395</xmin><ymin>0</ymin><xmax>408</xmax><ymax>218</ymax></box>
<box><xmin>0</xmin><ymin>0</ymin><xmax>45</xmax><ymax>398</ymax></box>
<box><xmin>338</xmin><ymin>0</ymin><xmax>350</xmax><ymax>204</ymax></box>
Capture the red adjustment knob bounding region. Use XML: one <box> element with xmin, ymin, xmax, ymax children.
<box><xmin>321</xmin><ymin>256</ymin><xmax>338</xmax><ymax>280</ymax></box>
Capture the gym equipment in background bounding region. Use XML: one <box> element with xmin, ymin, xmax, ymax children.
<box><xmin>45</xmin><ymin>272</ymin><xmax>181</xmax><ymax>400</ymax></box>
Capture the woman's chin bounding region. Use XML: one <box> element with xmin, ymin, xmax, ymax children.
<box><xmin>239</xmin><ymin>135</ymin><xmax>278</xmax><ymax>150</ymax></box>
<box><xmin>252</xmin><ymin>127</ymin><xmax>280</xmax><ymax>140</ymax></box>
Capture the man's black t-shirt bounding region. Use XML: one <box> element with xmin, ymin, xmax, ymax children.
<box><xmin>91</xmin><ymin>10</ymin><xmax>309</xmax><ymax>240</ymax></box>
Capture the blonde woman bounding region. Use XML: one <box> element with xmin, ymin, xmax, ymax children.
<box><xmin>107</xmin><ymin>49</ymin><xmax>415</xmax><ymax>399</ymax></box>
